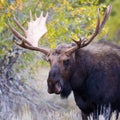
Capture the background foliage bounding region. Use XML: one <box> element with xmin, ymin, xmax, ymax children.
<box><xmin>0</xmin><ymin>0</ymin><xmax>120</xmax><ymax>59</ymax></box>
<box><xmin>0</xmin><ymin>0</ymin><xmax>119</xmax><ymax>78</ymax></box>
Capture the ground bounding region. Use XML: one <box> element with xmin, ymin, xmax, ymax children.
<box><xmin>11</xmin><ymin>65</ymin><xmax>120</xmax><ymax>120</ymax></box>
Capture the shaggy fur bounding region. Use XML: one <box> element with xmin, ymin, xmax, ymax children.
<box><xmin>47</xmin><ymin>40</ymin><xmax>120</xmax><ymax>120</ymax></box>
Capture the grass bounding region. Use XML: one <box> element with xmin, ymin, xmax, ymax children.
<box><xmin>13</xmin><ymin>67</ymin><xmax>120</xmax><ymax>120</ymax></box>
<box><xmin>5</xmin><ymin>65</ymin><xmax>120</xmax><ymax>120</ymax></box>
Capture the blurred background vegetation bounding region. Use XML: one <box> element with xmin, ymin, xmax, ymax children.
<box><xmin>0</xmin><ymin>0</ymin><xmax>120</xmax><ymax>60</ymax></box>
<box><xmin>0</xmin><ymin>0</ymin><xmax>119</xmax><ymax>72</ymax></box>
<box><xmin>0</xmin><ymin>0</ymin><xmax>120</xmax><ymax>119</ymax></box>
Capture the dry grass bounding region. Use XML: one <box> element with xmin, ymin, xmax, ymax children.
<box><xmin>24</xmin><ymin>66</ymin><xmax>81</xmax><ymax>120</ymax></box>
<box><xmin>4</xmin><ymin>65</ymin><xmax>118</xmax><ymax>120</ymax></box>
<box><xmin>12</xmin><ymin>66</ymin><xmax>119</xmax><ymax>120</ymax></box>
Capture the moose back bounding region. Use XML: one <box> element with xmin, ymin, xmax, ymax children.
<box><xmin>8</xmin><ymin>5</ymin><xmax>120</xmax><ymax>120</ymax></box>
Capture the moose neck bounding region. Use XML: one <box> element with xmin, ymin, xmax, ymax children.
<box><xmin>70</xmin><ymin>48</ymin><xmax>94</xmax><ymax>90</ymax></box>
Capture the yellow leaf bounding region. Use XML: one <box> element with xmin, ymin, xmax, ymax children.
<box><xmin>7</xmin><ymin>10</ymin><xmax>11</xmax><ymax>17</ymax></box>
<box><xmin>19</xmin><ymin>5</ymin><xmax>22</xmax><ymax>10</ymax></box>
<box><xmin>71</xmin><ymin>34</ymin><xmax>79</xmax><ymax>41</ymax></box>
<box><xmin>0</xmin><ymin>4</ymin><xmax>3</xmax><ymax>9</ymax></box>
<box><xmin>0</xmin><ymin>0</ymin><xmax>5</xmax><ymax>4</ymax></box>
<box><xmin>63</xmin><ymin>0</ymin><xmax>68</xmax><ymax>5</ymax></box>
<box><xmin>9</xmin><ymin>5</ymin><xmax>15</xmax><ymax>10</ymax></box>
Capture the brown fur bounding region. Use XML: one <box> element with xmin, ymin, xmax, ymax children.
<box><xmin>47</xmin><ymin>40</ymin><xmax>120</xmax><ymax>120</ymax></box>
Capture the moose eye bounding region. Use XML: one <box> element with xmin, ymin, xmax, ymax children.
<box><xmin>63</xmin><ymin>59</ymin><xmax>70</xmax><ymax>67</ymax></box>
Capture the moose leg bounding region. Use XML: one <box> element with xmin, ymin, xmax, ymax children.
<box><xmin>73</xmin><ymin>92</ymin><xmax>93</xmax><ymax>120</ymax></box>
<box><xmin>93</xmin><ymin>112</ymin><xmax>98</xmax><ymax>120</ymax></box>
<box><xmin>115</xmin><ymin>110</ymin><xmax>119</xmax><ymax>120</ymax></box>
<box><xmin>81</xmin><ymin>112</ymin><xmax>88</xmax><ymax>120</ymax></box>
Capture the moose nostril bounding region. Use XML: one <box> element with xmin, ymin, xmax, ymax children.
<box><xmin>55</xmin><ymin>82</ymin><xmax>61</xmax><ymax>94</ymax></box>
<box><xmin>48</xmin><ymin>89</ymin><xmax>54</xmax><ymax>94</ymax></box>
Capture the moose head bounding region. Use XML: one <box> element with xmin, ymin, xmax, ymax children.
<box><xmin>8</xmin><ymin>5</ymin><xmax>112</xmax><ymax>98</ymax></box>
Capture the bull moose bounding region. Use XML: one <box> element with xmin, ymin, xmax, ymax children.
<box><xmin>8</xmin><ymin>5</ymin><xmax>120</xmax><ymax>120</ymax></box>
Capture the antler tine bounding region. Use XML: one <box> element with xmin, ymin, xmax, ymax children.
<box><xmin>39</xmin><ymin>11</ymin><xmax>48</xmax><ymax>22</ymax></box>
<box><xmin>13</xmin><ymin>16</ymin><xmax>27</xmax><ymax>37</ymax></box>
<box><xmin>35</xmin><ymin>13</ymin><xmax>37</xmax><ymax>19</ymax></box>
<box><xmin>72</xmin><ymin>38</ymin><xmax>81</xmax><ymax>48</ymax></box>
<box><xmin>30</xmin><ymin>10</ymin><xmax>33</xmax><ymax>21</ymax></box>
<box><xmin>45</xmin><ymin>12</ymin><xmax>48</xmax><ymax>20</ymax></box>
<box><xmin>66</xmin><ymin>8</ymin><xmax>100</xmax><ymax>55</ymax></box>
<box><xmin>80</xmin><ymin>7</ymin><xmax>101</xmax><ymax>47</ymax></box>
<box><xmin>8</xmin><ymin>21</ymin><xmax>32</xmax><ymax>46</ymax></box>
<box><xmin>80</xmin><ymin>5</ymin><xmax>112</xmax><ymax>48</ymax></box>
<box><xmin>99</xmin><ymin>5</ymin><xmax>112</xmax><ymax>33</ymax></box>
<box><xmin>40</xmin><ymin>11</ymin><xmax>43</xmax><ymax>18</ymax></box>
<box><xmin>65</xmin><ymin>5</ymin><xmax>112</xmax><ymax>56</ymax></box>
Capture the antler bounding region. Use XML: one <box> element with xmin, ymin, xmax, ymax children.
<box><xmin>66</xmin><ymin>5</ymin><xmax>112</xmax><ymax>55</ymax></box>
<box><xmin>8</xmin><ymin>11</ymin><xmax>50</xmax><ymax>55</ymax></box>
